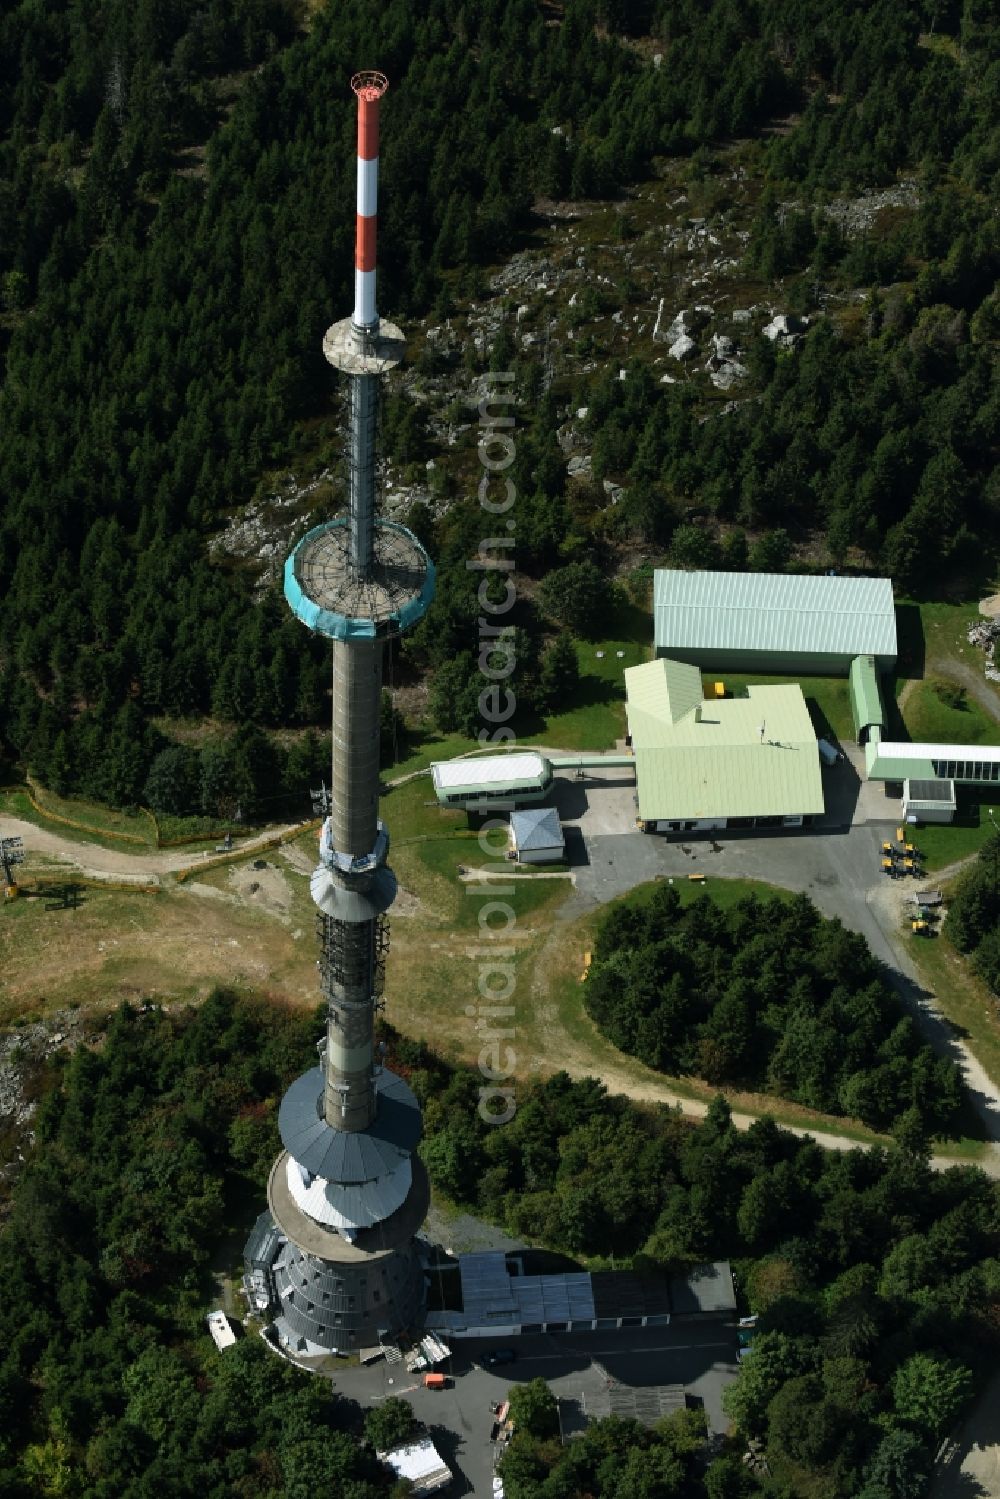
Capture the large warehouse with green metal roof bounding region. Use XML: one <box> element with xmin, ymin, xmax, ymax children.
<box><xmin>653</xmin><ymin>571</ymin><xmax>897</xmax><ymax>674</ymax></box>
<box><xmin>625</xmin><ymin>658</ymin><xmax>826</xmax><ymax>832</ymax></box>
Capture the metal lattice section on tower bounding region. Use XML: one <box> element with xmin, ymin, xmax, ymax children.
<box><xmin>317</xmin><ymin>912</ymin><xmax>388</xmax><ymax>999</ymax></box>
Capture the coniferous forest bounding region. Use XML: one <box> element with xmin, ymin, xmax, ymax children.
<box><xmin>0</xmin><ymin>0</ymin><xmax>998</xmax><ymax>812</ymax></box>
<box><xmin>585</xmin><ymin>887</ymin><xmax>964</xmax><ymax>1132</ymax></box>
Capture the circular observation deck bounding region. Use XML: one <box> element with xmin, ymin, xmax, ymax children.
<box><xmin>323</xmin><ymin>316</ymin><xmax>405</xmax><ymax>376</ymax></box>
<box><xmin>284</xmin><ymin>518</ymin><xmax>435</xmax><ymax>640</ymax></box>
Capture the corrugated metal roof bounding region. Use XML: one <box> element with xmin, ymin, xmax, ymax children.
<box><xmin>286</xmin><ymin>1155</ymin><xmax>413</xmax><ymax>1230</ymax></box>
<box><xmin>432</xmin><ymin>753</ymin><xmax>548</xmax><ymax>791</ymax></box>
<box><xmin>457</xmin><ymin>1253</ymin><xmax>597</xmax><ymax>1326</ymax></box>
<box><xmin>849</xmin><ymin>654</ymin><xmax>884</xmax><ymax>736</ymax></box>
<box><xmin>459</xmin><ymin>1252</ymin><xmax>517</xmax><ymax>1323</ymax></box>
<box><xmin>653</xmin><ymin>570</ymin><xmax>897</xmax><ymax>659</ymax></box>
<box><xmin>625</xmin><ymin>661</ymin><xmax>824</xmax><ymax>820</ymax></box>
<box><xmin>877</xmin><ymin>740</ymin><xmax>1000</xmax><ymax>763</ymax></box>
<box><xmin>244</xmin><ymin>1210</ymin><xmax>283</xmax><ymax>1269</ymax></box>
<box><xmin>279</xmin><ymin>1067</ymin><xmax>421</xmax><ymax>1182</ymax></box>
<box><xmin>627</xmin><ymin>656</ymin><xmax>702</xmax><ymax>724</ymax></box>
<box><xmin>510</xmin><ymin>806</ymin><xmax>564</xmax><ymax>851</ymax></box>
<box><xmin>378</xmin><ymin>1439</ymin><xmax>451</xmax><ymax>1492</ymax></box>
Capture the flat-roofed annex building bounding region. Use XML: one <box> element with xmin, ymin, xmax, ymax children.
<box><xmin>654</xmin><ymin>570</ymin><xmax>897</xmax><ymax>674</ymax></box>
<box><xmin>430</xmin><ymin>751</ymin><xmax>553</xmax><ymax>809</ymax></box>
<box><xmin>626</xmin><ymin>658</ymin><xmax>825</xmax><ymax>832</ymax></box>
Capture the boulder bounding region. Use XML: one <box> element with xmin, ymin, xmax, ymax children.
<box><xmin>710</xmin><ymin>360</ymin><xmax>749</xmax><ymax>390</ymax></box>
<box><xmin>669</xmin><ymin>333</ymin><xmax>697</xmax><ymax>361</ymax></box>
<box><xmin>763</xmin><ymin>313</ymin><xmax>808</xmax><ymax>342</ymax></box>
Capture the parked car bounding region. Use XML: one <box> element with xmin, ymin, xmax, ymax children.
<box><xmin>485</xmin><ymin>1348</ymin><xmax>516</xmax><ymax>1367</ymax></box>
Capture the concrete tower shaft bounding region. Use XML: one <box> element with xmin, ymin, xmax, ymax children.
<box><xmin>255</xmin><ymin>71</ymin><xmax>437</xmax><ymax>1359</ymax></box>
<box><xmin>329</xmin><ymin>635</ymin><xmax>381</xmax><ymax>857</ymax></box>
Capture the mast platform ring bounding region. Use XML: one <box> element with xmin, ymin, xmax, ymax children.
<box><xmin>351</xmin><ymin>70</ymin><xmax>389</xmax><ymax>101</ymax></box>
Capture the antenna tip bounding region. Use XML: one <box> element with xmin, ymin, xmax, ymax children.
<box><xmin>351</xmin><ymin>70</ymin><xmax>389</xmax><ymax>101</ymax></box>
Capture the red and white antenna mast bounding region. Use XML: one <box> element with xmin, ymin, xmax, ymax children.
<box><xmin>352</xmin><ymin>70</ymin><xmax>387</xmax><ymax>332</ymax></box>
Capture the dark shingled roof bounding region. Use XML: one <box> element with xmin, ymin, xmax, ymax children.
<box><xmin>279</xmin><ymin>1067</ymin><xmax>421</xmax><ymax>1182</ymax></box>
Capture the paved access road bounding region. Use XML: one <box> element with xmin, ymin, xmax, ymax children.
<box><xmin>341</xmin><ymin>1322</ymin><xmax>737</xmax><ymax>1496</ymax></box>
<box><xmin>551</xmin><ymin>754</ymin><xmax>1000</xmax><ymax>1177</ymax></box>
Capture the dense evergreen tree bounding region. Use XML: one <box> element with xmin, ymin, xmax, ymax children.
<box><xmin>584</xmin><ymin>887</ymin><xmax>963</xmax><ymax>1132</ymax></box>
<box><xmin>1</xmin><ymin>0</ymin><xmax>998</xmax><ymax>811</ymax></box>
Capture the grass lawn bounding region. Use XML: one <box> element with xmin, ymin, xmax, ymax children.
<box><xmin>900</xmin><ymin>679</ymin><xmax>1000</xmax><ymax>747</ymax></box>
<box><xmin>910</xmin><ymin>814</ymin><xmax>997</xmax><ymax>874</ymax></box>
<box><xmin>384</xmin><ymin>730</ymin><xmax>476</xmax><ymax>781</ymax></box>
<box><xmin>523</xmin><ymin>627</ymin><xmax>651</xmax><ymax>752</ymax></box>
<box><xmin>891</xmin><ymin>597</ymin><xmax>989</xmax><ymax>679</ymax></box>
<box><xmin>0</xmin><ymin>787</ymin><xmax>158</xmax><ymax>851</ymax></box>
<box><xmin>388</xmin><ymin>604</ymin><xmax>654</xmax><ymax>773</ymax></box>
<box><xmin>0</xmin><ymin>882</ymin><xmax>319</xmax><ymax>1024</ymax></box>
<box><xmin>381</xmin><ymin>775</ymin><xmax>471</xmax><ymax>841</ymax></box>
<box><xmin>708</xmin><ymin>671</ymin><xmax>855</xmax><ymax>744</ymax></box>
<box><xmin>906</xmin><ymin>926</ymin><xmax>1000</xmax><ymax>1098</ymax></box>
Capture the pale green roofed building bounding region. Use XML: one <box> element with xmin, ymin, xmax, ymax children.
<box><xmin>849</xmin><ymin>654</ymin><xmax>885</xmax><ymax>745</ymax></box>
<box><xmin>625</xmin><ymin>659</ymin><xmax>825</xmax><ymax>831</ymax></box>
<box><xmin>653</xmin><ymin>570</ymin><xmax>897</xmax><ymax>674</ymax></box>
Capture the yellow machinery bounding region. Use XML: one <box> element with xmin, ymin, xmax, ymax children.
<box><xmin>712</xmin><ymin>682</ymin><xmax>726</xmax><ymax>698</ymax></box>
<box><xmin>912</xmin><ymin>919</ymin><xmax>930</xmax><ymax>935</ymax></box>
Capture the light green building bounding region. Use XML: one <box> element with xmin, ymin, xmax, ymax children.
<box><xmin>653</xmin><ymin>571</ymin><xmax>897</xmax><ymax>674</ymax></box>
<box><xmin>626</xmin><ymin>658</ymin><xmax>826</xmax><ymax>831</ymax></box>
<box><xmin>849</xmin><ymin>654</ymin><xmax>885</xmax><ymax>744</ymax></box>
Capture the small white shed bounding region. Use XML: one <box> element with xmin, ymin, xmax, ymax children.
<box><xmin>378</xmin><ymin>1438</ymin><xmax>451</xmax><ymax>1495</ymax></box>
<box><xmin>902</xmin><ymin>778</ymin><xmax>957</xmax><ymax>824</ymax></box>
<box><xmin>206</xmin><ymin>1310</ymin><xmax>237</xmax><ymax>1351</ymax></box>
